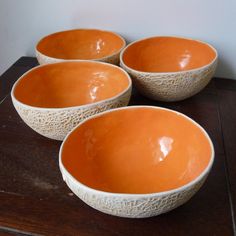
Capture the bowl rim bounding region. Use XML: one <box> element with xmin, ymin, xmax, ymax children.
<box><xmin>120</xmin><ymin>35</ymin><xmax>218</xmax><ymax>75</ymax></box>
<box><xmin>36</xmin><ymin>28</ymin><xmax>126</xmax><ymax>61</ymax></box>
<box><xmin>59</xmin><ymin>105</ymin><xmax>215</xmax><ymax>197</ymax></box>
<box><xmin>11</xmin><ymin>60</ymin><xmax>132</xmax><ymax>111</ymax></box>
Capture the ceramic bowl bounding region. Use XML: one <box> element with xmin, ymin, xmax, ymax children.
<box><xmin>59</xmin><ymin>106</ymin><xmax>214</xmax><ymax>218</ymax></box>
<box><xmin>120</xmin><ymin>36</ymin><xmax>218</xmax><ymax>102</ymax></box>
<box><xmin>36</xmin><ymin>29</ymin><xmax>126</xmax><ymax>65</ymax></box>
<box><xmin>11</xmin><ymin>61</ymin><xmax>132</xmax><ymax>140</ymax></box>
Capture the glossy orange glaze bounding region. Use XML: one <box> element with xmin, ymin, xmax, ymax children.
<box><xmin>62</xmin><ymin>107</ymin><xmax>212</xmax><ymax>194</ymax></box>
<box><xmin>13</xmin><ymin>62</ymin><xmax>130</xmax><ymax>108</ymax></box>
<box><xmin>37</xmin><ymin>29</ymin><xmax>125</xmax><ymax>60</ymax></box>
<box><xmin>122</xmin><ymin>37</ymin><xmax>216</xmax><ymax>73</ymax></box>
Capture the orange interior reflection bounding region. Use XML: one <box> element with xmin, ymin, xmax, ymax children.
<box><xmin>62</xmin><ymin>107</ymin><xmax>212</xmax><ymax>194</ymax></box>
<box><xmin>13</xmin><ymin>62</ymin><xmax>130</xmax><ymax>108</ymax></box>
<box><xmin>37</xmin><ymin>29</ymin><xmax>125</xmax><ymax>60</ymax></box>
<box><xmin>122</xmin><ymin>37</ymin><xmax>216</xmax><ymax>73</ymax></box>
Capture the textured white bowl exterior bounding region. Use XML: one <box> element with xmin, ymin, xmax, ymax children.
<box><xmin>11</xmin><ymin>63</ymin><xmax>132</xmax><ymax>141</ymax></box>
<box><xmin>36</xmin><ymin>49</ymin><xmax>123</xmax><ymax>66</ymax></box>
<box><xmin>59</xmin><ymin>106</ymin><xmax>214</xmax><ymax>218</ymax></box>
<box><xmin>120</xmin><ymin>37</ymin><xmax>218</xmax><ymax>102</ymax></box>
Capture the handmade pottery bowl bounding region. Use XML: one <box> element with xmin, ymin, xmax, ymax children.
<box><xmin>120</xmin><ymin>36</ymin><xmax>218</xmax><ymax>102</ymax></box>
<box><xmin>11</xmin><ymin>61</ymin><xmax>132</xmax><ymax>140</ymax></box>
<box><xmin>59</xmin><ymin>106</ymin><xmax>214</xmax><ymax>218</ymax></box>
<box><xmin>36</xmin><ymin>29</ymin><xmax>126</xmax><ymax>65</ymax></box>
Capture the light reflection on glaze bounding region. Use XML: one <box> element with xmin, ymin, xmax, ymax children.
<box><xmin>88</xmin><ymin>72</ymin><xmax>107</xmax><ymax>102</ymax></box>
<box><xmin>89</xmin><ymin>86</ymin><xmax>99</xmax><ymax>101</ymax></box>
<box><xmin>151</xmin><ymin>136</ymin><xmax>174</xmax><ymax>164</ymax></box>
<box><xmin>179</xmin><ymin>50</ymin><xmax>191</xmax><ymax>69</ymax></box>
<box><xmin>95</xmin><ymin>39</ymin><xmax>105</xmax><ymax>55</ymax></box>
<box><xmin>159</xmin><ymin>136</ymin><xmax>174</xmax><ymax>161</ymax></box>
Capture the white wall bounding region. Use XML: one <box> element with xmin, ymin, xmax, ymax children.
<box><xmin>0</xmin><ymin>0</ymin><xmax>236</xmax><ymax>78</ymax></box>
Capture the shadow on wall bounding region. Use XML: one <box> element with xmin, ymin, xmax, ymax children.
<box><xmin>215</xmin><ymin>56</ymin><xmax>235</xmax><ymax>80</ymax></box>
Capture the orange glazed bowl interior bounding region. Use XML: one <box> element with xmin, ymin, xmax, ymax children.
<box><xmin>12</xmin><ymin>61</ymin><xmax>131</xmax><ymax>108</ymax></box>
<box><xmin>121</xmin><ymin>36</ymin><xmax>217</xmax><ymax>73</ymax></box>
<box><xmin>61</xmin><ymin>107</ymin><xmax>214</xmax><ymax>194</ymax></box>
<box><xmin>36</xmin><ymin>29</ymin><xmax>125</xmax><ymax>60</ymax></box>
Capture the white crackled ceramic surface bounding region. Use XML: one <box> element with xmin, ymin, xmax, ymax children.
<box><xmin>60</xmin><ymin>164</ymin><xmax>208</xmax><ymax>218</ymax></box>
<box><xmin>36</xmin><ymin>49</ymin><xmax>122</xmax><ymax>66</ymax></box>
<box><xmin>60</xmin><ymin>164</ymin><xmax>207</xmax><ymax>218</ymax></box>
<box><xmin>59</xmin><ymin>106</ymin><xmax>214</xmax><ymax>218</ymax></box>
<box><xmin>120</xmin><ymin>36</ymin><xmax>218</xmax><ymax>102</ymax></box>
<box><xmin>12</xmin><ymin>89</ymin><xmax>131</xmax><ymax>141</ymax></box>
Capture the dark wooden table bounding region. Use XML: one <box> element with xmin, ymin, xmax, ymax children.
<box><xmin>0</xmin><ymin>57</ymin><xmax>236</xmax><ymax>236</ymax></box>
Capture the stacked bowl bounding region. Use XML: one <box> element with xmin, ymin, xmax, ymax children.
<box><xmin>11</xmin><ymin>28</ymin><xmax>217</xmax><ymax>217</ymax></box>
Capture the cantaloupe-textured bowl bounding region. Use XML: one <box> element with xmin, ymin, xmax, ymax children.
<box><xmin>59</xmin><ymin>106</ymin><xmax>214</xmax><ymax>218</ymax></box>
<box><xmin>11</xmin><ymin>61</ymin><xmax>131</xmax><ymax>140</ymax></box>
<box><xmin>36</xmin><ymin>29</ymin><xmax>126</xmax><ymax>65</ymax></box>
<box><xmin>120</xmin><ymin>36</ymin><xmax>218</xmax><ymax>102</ymax></box>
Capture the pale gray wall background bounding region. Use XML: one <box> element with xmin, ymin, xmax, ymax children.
<box><xmin>0</xmin><ymin>0</ymin><xmax>235</xmax><ymax>78</ymax></box>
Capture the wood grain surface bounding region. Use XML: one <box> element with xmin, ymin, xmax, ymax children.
<box><xmin>0</xmin><ymin>57</ymin><xmax>235</xmax><ymax>235</ymax></box>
